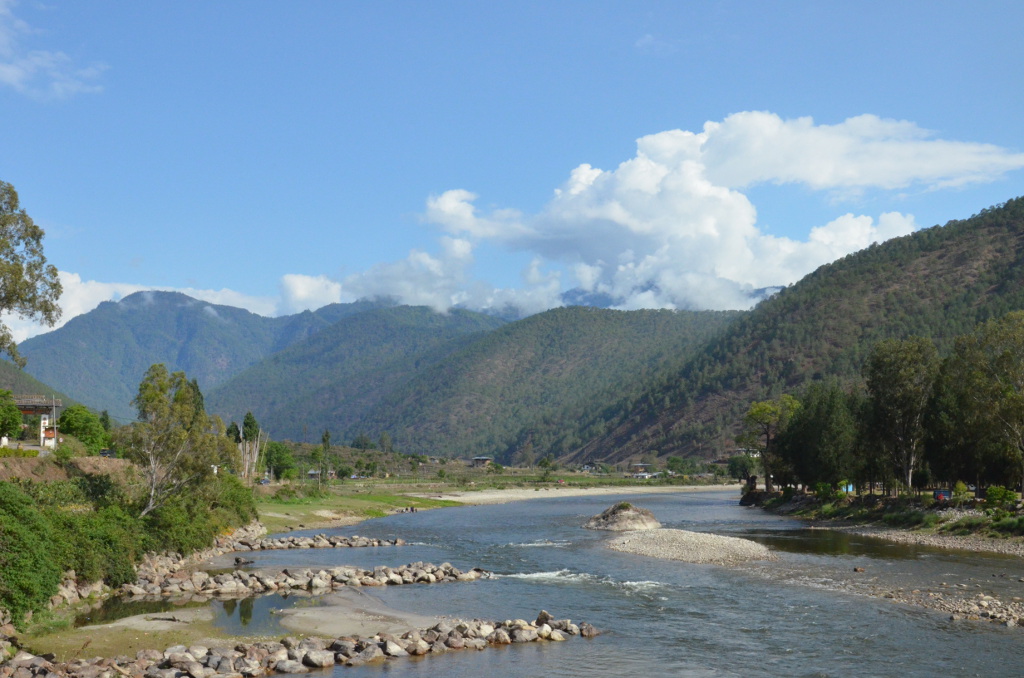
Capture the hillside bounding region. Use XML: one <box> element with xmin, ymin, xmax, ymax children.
<box><xmin>348</xmin><ymin>306</ymin><xmax>739</xmax><ymax>459</ymax></box>
<box><xmin>18</xmin><ymin>292</ymin><xmax>392</xmax><ymax>421</ymax></box>
<box><xmin>0</xmin><ymin>359</ymin><xmax>74</xmax><ymax>405</ymax></box>
<box><xmin>566</xmin><ymin>197</ymin><xmax>1024</xmax><ymax>465</ymax></box>
<box><xmin>205</xmin><ymin>306</ymin><xmax>507</xmax><ymax>442</ymax></box>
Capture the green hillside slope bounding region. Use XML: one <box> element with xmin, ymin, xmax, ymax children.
<box><xmin>567</xmin><ymin>197</ymin><xmax>1024</xmax><ymax>465</ymax></box>
<box><xmin>205</xmin><ymin>306</ymin><xmax>507</xmax><ymax>442</ymax></box>
<box><xmin>18</xmin><ymin>292</ymin><xmax>392</xmax><ymax>422</ymax></box>
<box><xmin>350</xmin><ymin>306</ymin><xmax>739</xmax><ymax>459</ymax></box>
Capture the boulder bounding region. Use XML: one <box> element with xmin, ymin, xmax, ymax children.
<box><xmin>583</xmin><ymin>503</ymin><xmax>661</xmax><ymax>531</ymax></box>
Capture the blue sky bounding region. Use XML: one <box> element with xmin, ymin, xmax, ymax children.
<box><xmin>2</xmin><ymin>0</ymin><xmax>1023</xmax><ymax>340</ymax></box>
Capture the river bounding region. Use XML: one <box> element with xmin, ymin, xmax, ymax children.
<box><xmin>201</xmin><ymin>490</ymin><xmax>1024</xmax><ymax>676</ymax></box>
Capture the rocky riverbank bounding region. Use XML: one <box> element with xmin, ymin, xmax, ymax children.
<box><xmin>1</xmin><ymin>611</ymin><xmax>599</xmax><ymax>678</ymax></box>
<box><xmin>606</xmin><ymin>528</ymin><xmax>775</xmax><ymax>565</ymax></box>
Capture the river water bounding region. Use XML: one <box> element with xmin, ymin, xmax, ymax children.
<box><xmin>204</xmin><ymin>490</ymin><xmax>1024</xmax><ymax>676</ymax></box>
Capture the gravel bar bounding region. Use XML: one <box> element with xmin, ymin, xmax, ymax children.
<box><xmin>606</xmin><ymin>528</ymin><xmax>775</xmax><ymax>565</ymax></box>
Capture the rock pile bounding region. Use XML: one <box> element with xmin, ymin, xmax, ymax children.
<box><xmin>232</xmin><ymin>535</ymin><xmax>405</xmax><ymax>551</ymax></box>
<box><xmin>584</xmin><ymin>503</ymin><xmax>661</xmax><ymax>531</ymax></box>
<box><xmin>0</xmin><ymin>611</ymin><xmax>598</xmax><ymax>677</ymax></box>
<box><xmin>122</xmin><ymin>562</ymin><xmax>489</xmax><ymax>600</ymax></box>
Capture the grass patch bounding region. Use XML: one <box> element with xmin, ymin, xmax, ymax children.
<box><xmin>940</xmin><ymin>516</ymin><xmax>988</xmax><ymax>535</ymax></box>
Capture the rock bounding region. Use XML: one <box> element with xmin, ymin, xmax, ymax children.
<box><xmin>272</xmin><ymin>660</ymin><xmax>307</xmax><ymax>674</ymax></box>
<box><xmin>584</xmin><ymin>503</ymin><xmax>661</xmax><ymax>531</ymax></box>
<box><xmin>300</xmin><ymin>651</ymin><xmax>334</xmax><ymax>668</ymax></box>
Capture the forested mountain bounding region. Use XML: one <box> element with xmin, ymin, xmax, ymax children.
<box><xmin>17</xmin><ymin>291</ymin><xmax>393</xmax><ymax>422</ymax></box>
<box><xmin>347</xmin><ymin>306</ymin><xmax>739</xmax><ymax>460</ymax></box>
<box><xmin>566</xmin><ymin>197</ymin><xmax>1024</xmax><ymax>465</ymax></box>
<box><xmin>0</xmin><ymin>359</ymin><xmax>73</xmax><ymax>405</ymax></box>
<box><xmin>205</xmin><ymin>306</ymin><xmax>507</xmax><ymax>443</ymax></box>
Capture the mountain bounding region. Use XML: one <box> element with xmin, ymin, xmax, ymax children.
<box><xmin>565</xmin><ymin>197</ymin><xmax>1024</xmax><ymax>465</ymax></box>
<box><xmin>345</xmin><ymin>306</ymin><xmax>739</xmax><ymax>459</ymax></box>
<box><xmin>18</xmin><ymin>291</ymin><xmax>394</xmax><ymax>421</ymax></box>
<box><xmin>205</xmin><ymin>306</ymin><xmax>507</xmax><ymax>442</ymax></box>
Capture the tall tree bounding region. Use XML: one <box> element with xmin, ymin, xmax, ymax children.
<box><xmin>863</xmin><ymin>337</ymin><xmax>939</xmax><ymax>491</ymax></box>
<box><xmin>740</xmin><ymin>394</ymin><xmax>800</xmax><ymax>492</ymax></box>
<box><xmin>0</xmin><ymin>181</ymin><xmax>62</xmax><ymax>367</ymax></box>
<box><xmin>777</xmin><ymin>381</ymin><xmax>857</xmax><ymax>489</ymax></box>
<box><xmin>943</xmin><ymin>312</ymin><xmax>1024</xmax><ymax>491</ymax></box>
<box><xmin>238</xmin><ymin>411</ymin><xmax>265</xmax><ymax>480</ymax></box>
<box><xmin>114</xmin><ymin>364</ymin><xmax>235</xmax><ymax>517</ymax></box>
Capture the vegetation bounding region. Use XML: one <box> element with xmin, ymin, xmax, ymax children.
<box><xmin>0</xmin><ymin>181</ymin><xmax>62</xmax><ymax>368</ymax></box>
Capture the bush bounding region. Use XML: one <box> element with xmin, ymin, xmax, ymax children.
<box><xmin>941</xmin><ymin>516</ymin><xmax>988</xmax><ymax>535</ymax></box>
<box><xmin>0</xmin><ymin>482</ymin><xmax>63</xmax><ymax>628</ymax></box>
<box><xmin>952</xmin><ymin>481</ymin><xmax>972</xmax><ymax>507</ymax></box>
<box><xmin>882</xmin><ymin>510</ymin><xmax>939</xmax><ymax>528</ymax></box>
<box><xmin>992</xmin><ymin>516</ymin><xmax>1024</xmax><ymax>536</ymax></box>
<box><xmin>985</xmin><ymin>486</ymin><xmax>1017</xmax><ymax>509</ymax></box>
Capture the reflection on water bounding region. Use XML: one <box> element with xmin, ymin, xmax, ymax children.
<box><xmin>73</xmin><ymin>597</ymin><xmax>204</xmax><ymax>627</ymax></box>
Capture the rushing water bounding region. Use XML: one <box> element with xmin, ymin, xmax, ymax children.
<box><xmin>95</xmin><ymin>490</ymin><xmax>1024</xmax><ymax>676</ymax></box>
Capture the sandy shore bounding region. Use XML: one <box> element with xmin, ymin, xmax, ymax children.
<box><xmin>420</xmin><ymin>483</ymin><xmax>743</xmax><ymax>506</ymax></box>
<box><xmin>606</xmin><ymin>528</ymin><xmax>776</xmax><ymax>565</ymax></box>
<box><xmin>277</xmin><ymin>587</ymin><xmax>444</xmax><ymax>638</ymax></box>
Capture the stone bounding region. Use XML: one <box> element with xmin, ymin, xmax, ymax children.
<box><xmin>584</xmin><ymin>503</ymin><xmax>661</xmax><ymax>531</ymax></box>
<box><xmin>300</xmin><ymin>651</ymin><xmax>334</xmax><ymax>668</ymax></box>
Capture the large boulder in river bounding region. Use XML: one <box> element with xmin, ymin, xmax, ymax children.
<box><xmin>583</xmin><ymin>502</ymin><xmax>661</xmax><ymax>531</ymax></box>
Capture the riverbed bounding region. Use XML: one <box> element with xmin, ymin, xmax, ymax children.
<box><xmin>101</xmin><ymin>489</ymin><xmax>1024</xmax><ymax>676</ymax></box>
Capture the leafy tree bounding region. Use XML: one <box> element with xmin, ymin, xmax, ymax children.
<box><xmin>226</xmin><ymin>422</ymin><xmax>241</xmax><ymax>444</ymax></box>
<box><xmin>740</xmin><ymin>394</ymin><xmax>800</xmax><ymax>492</ymax></box>
<box><xmin>0</xmin><ymin>181</ymin><xmax>62</xmax><ymax>367</ymax></box>
<box><xmin>113</xmin><ymin>364</ymin><xmax>235</xmax><ymax>517</ymax></box>
<box><xmin>351</xmin><ymin>433</ymin><xmax>376</xmax><ymax>450</ymax></box>
<box><xmin>99</xmin><ymin>410</ymin><xmax>112</xmax><ymax>432</ymax></box>
<box><xmin>727</xmin><ymin>455</ymin><xmax>757</xmax><ymax>483</ymax></box>
<box><xmin>863</xmin><ymin>337</ymin><xmax>939</xmax><ymax>491</ymax></box>
<box><xmin>942</xmin><ymin>312</ymin><xmax>1024</xmax><ymax>491</ymax></box>
<box><xmin>777</xmin><ymin>381</ymin><xmax>857</xmax><ymax>489</ymax></box>
<box><xmin>378</xmin><ymin>431</ymin><xmax>393</xmax><ymax>453</ymax></box>
<box><xmin>242</xmin><ymin>411</ymin><xmax>259</xmax><ymax>442</ymax></box>
<box><xmin>263</xmin><ymin>441</ymin><xmax>296</xmax><ymax>480</ymax></box>
<box><xmin>0</xmin><ymin>390</ymin><xmax>23</xmax><ymax>439</ymax></box>
<box><xmin>57</xmin><ymin>404</ymin><xmax>108</xmax><ymax>455</ymax></box>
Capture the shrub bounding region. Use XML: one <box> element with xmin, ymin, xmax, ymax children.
<box><xmin>992</xmin><ymin>516</ymin><xmax>1024</xmax><ymax>536</ymax></box>
<box><xmin>0</xmin><ymin>482</ymin><xmax>62</xmax><ymax>628</ymax></box>
<box><xmin>941</xmin><ymin>516</ymin><xmax>988</xmax><ymax>535</ymax></box>
<box><xmin>985</xmin><ymin>486</ymin><xmax>1017</xmax><ymax>509</ymax></box>
<box><xmin>882</xmin><ymin>510</ymin><xmax>939</xmax><ymax>528</ymax></box>
<box><xmin>952</xmin><ymin>481</ymin><xmax>972</xmax><ymax>507</ymax></box>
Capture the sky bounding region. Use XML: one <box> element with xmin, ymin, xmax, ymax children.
<box><xmin>2</xmin><ymin>0</ymin><xmax>1023</xmax><ymax>341</ymax></box>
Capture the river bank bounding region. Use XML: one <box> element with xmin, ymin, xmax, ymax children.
<box><xmin>420</xmin><ymin>483</ymin><xmax>743</xmax><ymax>506</ymax></box>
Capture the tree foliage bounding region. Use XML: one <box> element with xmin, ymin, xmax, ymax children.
<box><xmin>740</xmin><ymin>394</ymin><xmax>800</xmax><ymax>492</ymax></box>
<box><xmin>0</xmin><ymin>390</ymin><xmax>23</xmax><ymax>439</ymax></box>
<box><xmin>863</xmin><ymin>337</ymin><xmax>939</xmax><ymax>490</ymax></box>
<box><xmin>113</xmin><ymin>364</ymin><xmax>236</xmax><ymax>517</ymax></box>
<box><xmin>0</xmin><ymin>181</ymin><xmax>62</xmax><ymax>367</ymax></box>
<box><xmin>57</xmin><ymin>404</ymin><xmax>108</xmax><ymax>455</ymax></box>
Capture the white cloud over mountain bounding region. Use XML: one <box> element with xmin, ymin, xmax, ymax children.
<box><xmin>6</xmin><ymin>112</ymin><xmax>1023</xmax><ymax>341</ymax></box>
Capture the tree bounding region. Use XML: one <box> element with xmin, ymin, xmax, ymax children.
<box><xmin>863</xmin><ymin>337</ymin><xmax>939</xmax><ymax>491</ymax></box>
<box><xmin>777</xmin><ymin>381</ymin><xmax>857</xmax><ymax>489</ymax></box>
<box><xmin>727</xmin><ymin>455</ymin><xmax>757</xmax><ymax>483</ymax></box>
<box><xmin>942</xmin><ymin>312</ymin><xmax>1024</xmax><ymax>491</ymax></box>
<box><xmin>740</xmin><ymin>394</ymin><xmax>800</xmax><ymax>492</ymax></box>
<box><xmin>378</xmin><ymin>431</ymin><xmax>393</xmax><ymax>453</ymax></box>
<box><xmin>226</xmin><ymin>422</ymin><xmax>241</xmax><ymax>444</ymax></box>
<box><xmin>113</xmin><ymin>364</ymin><xmax>235</xmax><ymax>517</ymax></box>
<box><xmin>57</xmin><ymin>404</ymin><xmax>108</xmax><ymax>455</ymax></box>
<box><xmin>238</xmin><ymin>411</ymin><xmax>265</xmax><ymax>480</ymax></box>
<box><xmin>351</xmin><ymin>433</ymin><xmax>376</xmax><ymax>450</ymax></box>
<box><xmin>0</xmin><ymin>390</ymin><xmax>23</xmax><ymax>439</ymax></box>
<box><xmin>263</xmin><ymin>440</ymin><xmax>296</xmax><ymax>480</ymax></box>
<box><xmin>0</xmin><ymin>181</ymin><xmax>62</xmax><ymax>367</ymax></box>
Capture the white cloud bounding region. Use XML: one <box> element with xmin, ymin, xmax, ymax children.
<box><xmin>417</xmin><ymin>112</ymin><xmax>1024</xmax><ymax>311</ymax></box>
<box><xmin>278</xmin><ymin>274</ymin><xmax>342</xmax><ymax>314</ymax></box>
<box><xmin>0</xmin><ymin>0</ymin><xmax>105</xmax><ymax>99</ymax></box>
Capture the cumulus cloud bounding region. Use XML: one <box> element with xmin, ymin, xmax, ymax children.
<box><xmin>278</xmin><ymin>274</ymin><xmax>342</xmax><ymax>314</ymax></box>
<box><xmin>419</xmin><ymin>112</ymin><xmax>1024</xmax><ymax>311</ymax></box>
<box><xmin>0</xmin><ymin>0</ymin><xmax>105</xmax><ymax>99</ymax></box>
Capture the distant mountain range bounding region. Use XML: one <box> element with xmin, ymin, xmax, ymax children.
<box><xmin>7</xmin><ymin>196</ymin><xmax>1024</xmax><ymax>465</ymax></box>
